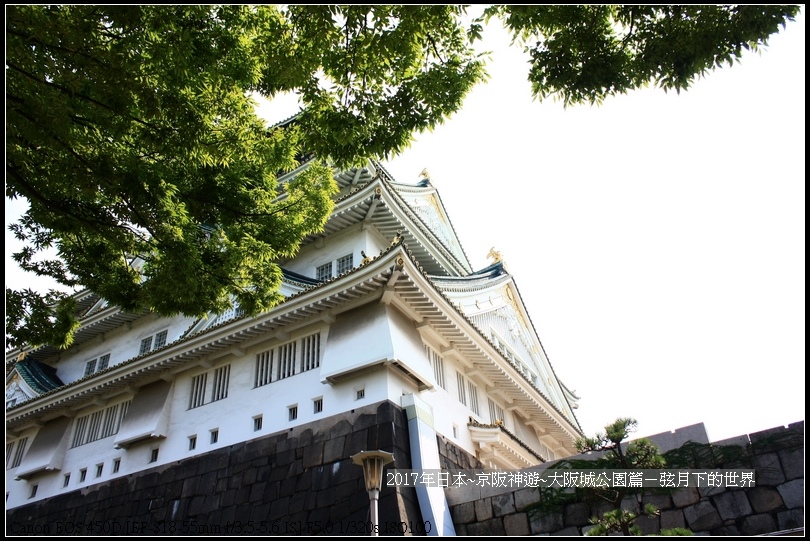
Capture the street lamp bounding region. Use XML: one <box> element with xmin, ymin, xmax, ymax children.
<box><xmin>351</xmin><ymin>449</ymin><xmax>395</xmax><ymax>536</ymax></box>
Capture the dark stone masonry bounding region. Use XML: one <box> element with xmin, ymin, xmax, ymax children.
<box><xmin>6</xmin><ymin>415</ymin><xmax>803</xmax><ymax>536</ymax></box>
<box><xmin>448</xmin><ymin>421</ymin><xmax>804</xmax><ymax>536</ymax></box>
<box><xmin>6</xmin><ymin>400</ymin><xmax>424</xmax><ymax>536</ymax></box>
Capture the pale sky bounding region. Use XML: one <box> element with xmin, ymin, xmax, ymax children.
<box><xmin>6</xmin><ymin>10</ymin><xmax>805</xmax><ymax>443</ymax></box>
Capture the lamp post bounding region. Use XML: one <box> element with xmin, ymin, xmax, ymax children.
<box><xmin>351</xmin><ymin>449</ymin><xmax>395</xmax><ymax>536</ymax></box>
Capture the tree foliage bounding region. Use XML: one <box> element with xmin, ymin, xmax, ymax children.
<box><xmin>5</xmin><ymin>5</ymin><xmax>801</xmax><ymax>350</ymax></box>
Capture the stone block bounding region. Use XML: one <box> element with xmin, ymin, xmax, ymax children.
<box><xmin>660</xmin><ymin>509</ymin><xmax>685</xmax><ymax>530</ymax></box>
<box><xmin>330</xmin><ymin>419</ymin><xmax>353</xmax><ymax>439</ymax></box>
<box><xmin>747</xmin><ymin>486</ymin><xmax>785</xmax><ymax>513</ymax></box>
<box><xmin>740</xmin><ymin>513</ymin><xmax>778</xmax><ymax>535</ymax></box>
<box><xmin>776</xmin><ymin>478</ymin><xmax>803</xmax><ymax>509</ymax></box>
<box><xmin>323</xmin><ymin>436</ymin><xmax>346</xmax><ymax>464</ymax></box>
<box><xmin>778</xmin><ymin>447</ymin><xmax>805</xmax><ymax>480</ymax></box>
<box><xmin>672</xmin><ymin>487</ymin><xmax>700</xmax><ymax>508</ymax></box>
<box><xmin>713</xmin><ymin>490</ymin><xmax>752</xmax><ymax>521</ymax></box>
<box><xmin>635</xmin><ymin>513</ymin><xmax>660</xmax><ymax>535</ymax></box>
<box><xmin>474</xmin><ymin>497</ymin><xmax>493</xmax><ymax>521</ymax></box>
<box><xmin>529</xmin><ymin>510</ymin><xmax>563</xmax><ymax>534</ymax></box>
<box><xmin>467</xmin><ymin>517</ymin><xmax>506</xmax><ymax>536</ymax></box>
<box><xmin>777</xmin><ymin>508</ymin><xmax>804</xmax><ymax>531</ymax></box>
<box><xmin>753</xmin><ymin>452</ymin><xmax>786</xmax><ymax>486</ymax></box>
<box><xmin>303</xmin><ymin>441</ymin><xmax>324</xmax><ymax>469</ymax></box>
<box><xmin>683</xmin><ymin>501</ymin><xmax>723</xmax><ymax>531</ymax></box>
<box><xmin>492</xmin><ymin>492</ymin><xmax>516</xmax><ymax>517</ymax></box>
<box><xmin>450</xmin><ymin>501</ymin><xmax>475</xmax><ymax>524</ymax></box>
<box><xmin>514</xmin><ymin>487</ymin><xmax>541</xmax><ymax>511</ymax></box>
<box><xmin>564</xmin><ymin>502</ymin><xmax>590</xmax><ymax>526</ymax></box>
<box><xmin>504</xmin><ymin>513</ymin><xmax>530</xmax><ymax>536</ymax></box>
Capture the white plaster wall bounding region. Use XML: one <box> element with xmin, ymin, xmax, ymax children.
<box><xmin>53</xmin><ymin>313</ymin><xmax>195</xmax><ymax>386</ymax></box>
<box><xmin>285</xmin><ymin>225</ymin><xmax>390</xmax><ymax>279</ymax></box>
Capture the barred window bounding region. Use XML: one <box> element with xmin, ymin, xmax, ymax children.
<box><xmin>189</xmin><ymin>373</ymin><xmax>207</xmax><ymax>409</ymax></box>
<box><xmin>456</xmin><ymin>372</ymin><xmax>467</xmax><ymax>406</ymax></box>
<box><xmin>211</xmin><ymin>365</ymin><xmax>230</xmax><ymax>402</ymax></box>
<box><xmin>336</xmin><ymin>254</ymin><xmax>353</xmax><ymax>274</ymax></box>
<box><xmin>425</xmin><ymin>346</ymin><xmax>446</xmax><ymax>389</ymax></box>
<box><xmin>288</xmin><ymin>405</ymin><xmax>298</xmax><ymax>421</ymax></box>
<box><xmin>277</xmin><ymin>342</ymin><xmax>297</xmax><ymax>380</ymax></box>
<box><xmin>488</xmin><ymin>398</ymin><xmax>505</xmax><ymax>425</ymax></box>
<box><xmin>302</xmin><ymin>333</ymin><xmax>320</xmax><ymax>372</ymax></box>
<box><xmin>255</xmin><ymin>349</ymin><xmax>273</xmax><ymax>387</ymax></box>
<box><xmin>313</xmin><ymin>398</ymin><xmax>323</xmax><ymax>414</ymax></box>
<box><xmin>9</xmin><ymin>437</ymin><xmax>28</xmax><ymax>469</ymax></box>
<box><xmin>468</xmin><ymin>380</ymin><xmax>480</xmax><ymax>416</ymax></box>
<box><xmin>71</xmin><ymin>401</ymin><xmax>131</xmax><ymax>447</ymax></box>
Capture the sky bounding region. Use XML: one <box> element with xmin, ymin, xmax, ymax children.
<box><xmin>6</xmin><ymin>10</ymin><xmax>805</xmax><ymax>443</ymax></box>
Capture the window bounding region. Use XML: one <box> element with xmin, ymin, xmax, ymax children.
<box><xmin>426</xmin><ymin>346</ymin><xmax>446</xmax><ymax>389</ymax></box>
<box><xmin>255</xmin><ymin>349</ymin><xmax>273</xmax><ymax>387</ymax></box>
<box><xmin>468</xmin><ymin>380</ymin><xmax>480</xmax><ymax>416</ymax></box>
<box><xmin>10</xmin><ymin>437</ymin><xmax>28</xmax><ymax>468</ymax></box>
<box><xmin>153</xmin><ymin>330</ymin><xmax>168</xmax><ymax>349</ymax></box>
<box><xmin>336</xmin><ymin>253</ymin><xmax>354</xmax><ymax>274</ymax></box>
<box><xmin>211</xmin><ymin>365</ymin><xmax>230</xmax><ymax>402</ymax></box>
<box><xmin>188</xmin><ymin>436</ymin><xmax>197</xmax><ymax>451</ymax></box>
<box><xmin>288</xmin><ymin>405</ymin><xmax>298</xmax><ymax>421</ymax></box>
<box><xmin>139</xmin><ymin>330</ymin><xmax>168</xmax><ymax>355</ymax></box>
<box><xmin>277</xmin><ymin>342</ymin><xmax>296</xmax><ymax>380</ymax></box>
<box><xmin>313</xmin><ymin>398</ymin><xmax>323</xmax><ymax>414</ymax></box>
<box><xmin>63</xmin><ymin>474</ymin><xmax>71</xmax><ymax>487</ymax></box>
<box><xmin>255</xmin><ymin>332</ymin><xmax>321</xmax><ymax>387</ymax></box>
<box><xmin>488</xmin><ymin>398</ymin><xmax>505</xmax><ymax>425</ymax></box>
<box><xmin>457</xmin><ymin>372</ymin><xmax>480</xmax><ymax>415</ymax></box>
<box><xmin>149</xmin><ymin>448</ymin><xmax>159</xmax><ymax>463</ymax></box>
<box><xmin>253</xmin><ymin>416</ymin><xmax>263</xmax><ymax>432</ymax></box>
<box><xmin>79</xmin><ymin>468</ymin><xmax>87</xmax><ymax>482</ymax></box>
<box><xmin>189</xmin><ymin>373</ymin><xmax>208</xmax><ymax>409</ymax></box>
<box><xmin>84</xmin><ymin>354</ymin><xmax>111</xmax><ymax>377</ymax></box>
<box><xmin>452</xmin><ymin>424</ymin><xmax>458</xmax><ymax>439</ymax></box>
<box><xmin>456</xmin><ymin>372</ymin><xmax>467</xmax><ymax>406</ymax></box>
<box><xmin>316</xmin><ymin>262</ymin><xmax>332</xmax><ymax>282</ymax></box>
<box><xmin>96</xmin><ymin>464</ymin><xmax>103</xmax><ymax>478</ymax></box>
<box><xmin>71</xmin><ymin>400</ymin><xmax>131</xmax><ymax>447</ymax></box>
<box><xmin>84</xmin><ymin>359</ymin><xmax>96</xmax><ymax>377</ymax></box>
<box><xmin>113</xmin><ymin>458</ymin><xmax>121</xmax><ymax>473</ymax></box>
<box><xmin>188</xmin><ymin>364</ymin><xmax>231</xmax><ymax>409</ymax></box>
<box><xmin>139</xmin><ymin>337</ymin><xmax>152</xmax><ymax>356</ymax></box>
<box><xmin>210</xmin><ymin>430</ymin><xmax>219</xmax><ymax>444</ymax></box>
<box><xmin>29</xmin><ymin>485</ymin><xmax>38</xmax><ymax>499</ymax></box>
<box><xmin>356</xmin><ymin>388</ymin><xmax>365</xmax><ymax>400</ymax></box>
<box><xmin>302</xmin><ymin>333</ymin><xmax>321</xmax><ymax>372</ymax></box>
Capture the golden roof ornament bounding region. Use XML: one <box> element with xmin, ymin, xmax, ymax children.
<box><xmin>361</xmin><ymin>251</ymin><xmax>372</xmax><ymax>265</ymax></box>
<box><xmin>487</xmin><ymin>247</ymin><xmax>503</xmax><ymax>263</ymax></box>
<box><xmin>419</xmin><ymin>168</ymin><xmax>430</xmax><ymax>181</ymax></box>
<box><xmin>391</xmin><ymin>229</ymin><xmax>403</xmax><ymax>245</ymax></box>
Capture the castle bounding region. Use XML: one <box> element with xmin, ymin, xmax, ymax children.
<box><xmin>6</xmin><ymin>158</ymin><xmax>582</xmax><ymax>529</ymax></box>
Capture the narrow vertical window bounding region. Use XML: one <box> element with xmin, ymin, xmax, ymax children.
<box><xmin>63</xmin><ymin>474</ymin><xmax>71</xmax><ymax>487</ymax></box>
<box><xmin>188</xmin><ymin>436</ymin><xmax>197</xmax><ymax>450</ymax></box>
<box><xmin>139</xmin><ymin>336</ymin><xmax>153</xmax><ymax>355</ymax></box>
<box><xmin>313</xmin><ymin>398</ymin><xmax>323</xmax><ymax>414</ymax></box>
<box><xmin>189</xmin><ymin>373</ymin><xmax>207</xmax><ymax>409</ymax></box>
<box><xmin>153</xmin><ymin>330</ymin><xmax>168</xmax><ymax>349</ymax></box>
<box><xmin>253</xmin><ymin>416</ymin><xmax>263</xmax><ymax>432</ymax></box>
<box><xmin>288</xmin><ymin>405</ymin><xmax>298</xmax><ymax>421</ymax></box>
<box><xmin>211</xmin><ymin>364</ymin><xmax>230</xmax><ymax>402</ymax></box>
<box><xmin>113</xmin><ymin>458</ymin><xmax>121</xmax><ymax>473</ymax></box>
<box><xmin>456</xmin><ymin>372</ymin><xmax>467</xmax><ymax>406</ymax></box>
<box><xmin>210</xmin><ymin>430</ymin><xmax>219</xmax><ymax>444</ymax></box>
<box><xmin>96</xmin><ymin>464</ymin><xmax>103</xmax><ymax>477</ymax></box>
<box><xmin>97</xmin><ymin>353</ymin><xmax>110</xmax><ymax>371</ymax></box>
<box><xmin>79</xmin><ymin>468</ymin><xmax>87</xmax><ymax>482</ymax></box>
<box><xmin>149</xmin><ymin>448</ymin><xmax>159</xmax><ymax>463</ymax></box>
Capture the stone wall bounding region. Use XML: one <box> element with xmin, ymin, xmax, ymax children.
<box><xmin>448</xmin><ymin>422</ymin><xmax>804</xmax><ymax>536</ymax></box>
<box><xmin>7</xmin><ymin>400</ymin><xmax>424</xmax><ymax>536</ymax></box>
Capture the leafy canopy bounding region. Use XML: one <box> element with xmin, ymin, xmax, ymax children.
<box><xmin>5</xmin><ymin>5</ymin><xmax>801</xmax><ymax>350</ymax></box>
